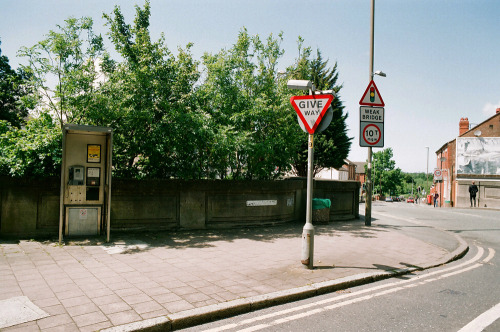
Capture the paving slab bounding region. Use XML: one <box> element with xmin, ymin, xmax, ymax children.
<box><xmin>0</xmin><ymin>296</ymin><xmax>49</xmax><ymax>329</ymax></box>
<box><xmin>0</xmin><ymin>216</ymin><xmax>467</xmax><ymax>331</ymax></box>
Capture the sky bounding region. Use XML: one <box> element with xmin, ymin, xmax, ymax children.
<box><xmin>1</xmin><ymin>0</ymin><xmax>499</xmax><ymax>173</ymax></box>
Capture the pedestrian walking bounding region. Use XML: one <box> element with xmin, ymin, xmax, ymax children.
<box><xmin>433</xmin><ymin>192</ymin><xmax>439</xmax><ymax>207</ymax></box>
<box><xmin>469</xmin><ymin>181</ymin><xmax>479</xmax><ymax>207</ymax></box>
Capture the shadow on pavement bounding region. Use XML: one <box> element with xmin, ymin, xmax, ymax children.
<box><xmin>4</xmin><ymin>217</ymin><xmax>406</xmax><ymax>255</ymax></box>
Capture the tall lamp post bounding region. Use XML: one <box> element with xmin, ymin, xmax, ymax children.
<box><xmin>287</xmin><ymin>79</ymin><xmax>316</xmax><ymax>269</ymax></box>
<box><xmin>365</xmin><ymin>0</ymin><xmax>386</xmax><ymax>226</ymax></box>
<box><xmin>426</xmin><ymin>146</ymin><xmax>429</xmax><ymax>193</ymax></box>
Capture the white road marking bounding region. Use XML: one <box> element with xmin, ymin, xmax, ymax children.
<box><xmin>458</xmin><ymin>302</ymin><xmax>500</xmax><ymax>332</ymax></box>
<box><xmin>238</xmin><ymin>324</ymin><xmax>271</xmax><ymax>332</ymax></box>
<box><xmin>200</xmin><ymin>247</ymin><xmax>494</xmax><ymax>332</ymax></box>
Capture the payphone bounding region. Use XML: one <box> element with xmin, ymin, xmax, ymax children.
<box><xmin>68</xmin><ymin>165</ymin><xmax>84</xmax><ymax>185</ymax></box>
<box><xmin>59</xmin><ymin>125</ymin><xmax>112</xmax><ymax>242</ymax></box>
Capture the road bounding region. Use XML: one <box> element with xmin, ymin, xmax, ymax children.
<box><xmin>180</xmin><ymin>202</ymin><xmax>500</xmax><ymax>331</ymax></box>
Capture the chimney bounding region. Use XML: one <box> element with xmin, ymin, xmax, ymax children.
<box><xmin>459</xmin><ymin>117</ymin><xmax>469</xmax><ymax>136</ymax></box>
<box><xmin>497</xmin><ymin>108</ymin><xmax>500</xmax><ymax>114</ymax></box>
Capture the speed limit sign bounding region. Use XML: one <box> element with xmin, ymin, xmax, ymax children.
<box><xmin>360</xmin><ymin>122</ymin><xmax>384</xmax><ymax>147</ymax></box>
<box><xmin>359</xmin><ymin>106</ymin><xmax>384</xmax><ymax>147</ymax></box>
<box><xmin>433</xmin><ymin>169</ymin><xmax>443</xmax><ymax>181</ymax></box>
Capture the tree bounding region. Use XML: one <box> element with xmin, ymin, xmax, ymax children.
<box><xmin>0</xmin><ymin>113</ymin><xmax>61</xmax><ymax>177</ymax></box>
<box><xmin>197</xmin><ymin>28</ymin><xmax>300</xmax><ymax>179</ymax></box>
<box><xmin>0</xmin><ymin>39</ymin><xmax>32</xmax><ymax>127</ymax></box>
<box><xmin>17</xmin><ymin>17</ymin><xmax>106</xmax><ymax>129</ymax></box>
<box><xmin>2</xmin><ymin>17</ymin><xmax>106</xmax><ymax>178</ymax></box>
<box><xmin>369</xmin><ymin>148</ymin><xmax>405</xmax><ymax>195</ymax></box>
<box><xmin>288</xmin><ymin>47</ymin><xmax>352</xmax><ymax>176</ymax></box>
<box><xmin>4</xmin><ymin>2</ymin><xmax>350</xmax><ymax>181</ymax></box>
<box><xmin>102</xmin><ymin>1</ymin><xmax>201</xmax><ymax>179</ymax></box>
<box><xmin>404</xmin><ymin>172</ymin><xmax>431</xmax><ymax>195</ymax></box>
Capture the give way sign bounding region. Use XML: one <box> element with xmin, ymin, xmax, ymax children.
<box><xmin>290</xmin><ymin>94</ymin><xmax>334</xmax><ymax>134</ymax></box>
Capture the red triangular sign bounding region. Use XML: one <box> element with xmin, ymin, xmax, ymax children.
<box><xmin>359</xmin><ymin>80</ymin><xmax>385</xmax><ymax>106</ymax></box>
<box><xmin>290</xmin><ymin>94</ymin><xmax>334</xmax><ymax>134</ymax></box>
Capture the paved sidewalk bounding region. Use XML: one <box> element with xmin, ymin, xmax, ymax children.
<box><xmin>0</xmin><ymin>218</ymin><xmax>466</xmax><ymax>332</ymax></box>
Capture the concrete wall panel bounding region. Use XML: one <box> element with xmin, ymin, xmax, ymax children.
<box><xmin>1</xmin><ymin>177</ymin><xmax>361</xmax><ymax>237</ymax></box>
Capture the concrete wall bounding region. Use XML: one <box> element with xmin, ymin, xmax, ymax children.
<box><xmin>0</xmin><ymin>177</ymin><xmax>360</xmax><ymax>238</ymax></box>
<box><xmin>0</xmin><ymin>177</ymin><xmax>60</xmax><ymax>237</ymax></box>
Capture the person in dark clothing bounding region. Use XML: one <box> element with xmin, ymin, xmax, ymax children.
<box><xmin>469</xmin><ymin>181</ymin><xmax>478</xmax><ymax>207</ymax></box>
<box><xmin>433</xmin><ymin>192</ymin><xmax>439</xmax><ymax>207</ymax></box>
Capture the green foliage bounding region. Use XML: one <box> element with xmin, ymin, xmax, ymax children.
<box><xmin>3</xmin><ymin>1</ymin><xmax>352</xmax><ymax>180</ymax></box>
<box><xmin>0</xmin><ymin>113</ymin><xmax>61</xmax><ymax>177</ymax></box>
<box><xmin>404</xmin><ymin>172</ymin><xmax>432</xmax><ymax>195</ymax></box>
<box><xmin>197</xmin><ymin>28</ymin><xmax>299</xmax><ymax>179</ymax></box>
<box><xmin>0</xmin><ymin>39</ymin><xmax>32</xmax><ymax>127</ymax></box>
<box><xmin>366</xmin><ymin>149</ymin><xmax>432</xmax><ymax>196</ymax></box>
<box><xmin>287</xmin><ymin>48</ymin><xmax>352</xmax><ymax>176</ymax></box>
<box><xmin>101</xmin><ymin>1</ymin><xmax>201</xmax><ymax>178</ymax></box>
<box><xmin>17</xmin><ymin>16</ymin><xmax>106</xmax><ymax>128</ymax></box>
<box><xmin>369</xmin><ymin>148</ymin><xmax>405</xmax><ymax>196</ymax></box>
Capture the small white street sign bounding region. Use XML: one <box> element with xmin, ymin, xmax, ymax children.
<box><xmin>360</xmin><ymin>106</ymin><xmax>384</xmax><ymax>122</ymax></box>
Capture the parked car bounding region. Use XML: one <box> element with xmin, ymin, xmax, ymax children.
<box><xmin>385</xmin><ymin>196</ymin><xmax>393</xmax><ymax>202</ymax></box>
<box><xmin>407</xmin><ymin>196</ymin><xmax>415</xmax><ymax>203</ymax></box>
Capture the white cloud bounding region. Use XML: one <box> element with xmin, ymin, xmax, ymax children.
<box><xmin>482</xmin><ymin>101</ymin><xmax>500</xmax><ymax>116</ymax></box>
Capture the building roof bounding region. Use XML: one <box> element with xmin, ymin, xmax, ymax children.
<box><xmin>436</xmin><ymin>139</ymin><xmax>456</xmax><ymax>154</ymax></box>
<box><xmin>459</xmin><ymin>111</ymin><xmax>500</xmax><ymax>137</ymax></box>
<box><xmin>436</xmin><ymin>111</ymin><xmax>500</xmax><ymax>154</ymax></box>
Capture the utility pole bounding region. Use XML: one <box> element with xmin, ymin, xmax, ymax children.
<box><xmin>365</xmin><ymin>0</ymin><xmax>375</xmax><ymax>226</ymax></box>
<box><xmin>288</xmin><ymin>80</ymin><xmax>333</xmax><ymax>269</ymax></box>
<box><xmin>426</xmin><ymin>146</ymin><xmax>429</xmax><ymax>192</ymax></box>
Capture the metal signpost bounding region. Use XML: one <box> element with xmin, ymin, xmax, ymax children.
<box><xmin>289</xmin><ymin>89</ymin><xmax>334</xmax><ymax>269</ymax></box>
<box><xmin>362</xmin><ymin>0</ymin><xmax>387</xmax><ymax>226</ymax></box>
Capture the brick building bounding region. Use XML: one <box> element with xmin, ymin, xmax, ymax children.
<box><xmin>435</xmin><ymin>109</ymin><xmax>500</xmax><ymax>208</ymax></box>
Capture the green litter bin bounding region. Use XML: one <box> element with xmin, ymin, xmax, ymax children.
<box><xmin>312</xmin><ymin>198</ymin><xmax>331</xmax><ymax>225</ymax></box>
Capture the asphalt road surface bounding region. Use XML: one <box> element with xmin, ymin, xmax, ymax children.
<box><xmin>181</xmin><ymin>202</ymin><xmax>500</xmax><ymax>331</ymax></box>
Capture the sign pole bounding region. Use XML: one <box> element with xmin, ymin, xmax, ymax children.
<box><xmin>288</xmin><ymin>81</ymin><xmax>334</xmax><ymax>270</ymax></box>
<box><xmin>365</xmin><ymin>0</ymin><xmax>375</xmax><ymax>226</ymax></box>
<box><xmin>302</xmin><ymin>133</ymin><xmax>315</xmax><ymax>269</ymax></box>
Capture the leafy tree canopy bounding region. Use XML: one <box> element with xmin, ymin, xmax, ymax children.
<box><xmin>2</xmin><ymin>1</ymin><xmax>352</xmax><ymax>180</ymax></box>
<box><xmin>0</xmin><ymin>39</ymin><xmax>32</xmax><ymax>127</ymax></box>
<box><xmin>17</xmin><ymin>17</ymin><xmax>106</xmax><ymax>129</ymax></box>
<box><xmin>197</xmin><ymin>28</ymin><xmax>300</xmax><ymax>179</ymax></box>
<box><xmin>286</xmin><ymin>45</ymin><xmax>352</xmax><ymax>176</ymax></box>
<box><xmin>369</xmin><ymin>148</ymin><xmax>404</xmax><ymax>196</ymax></box>
<box><xmin>0</xmin><ymin>113</ymin><xmax>61</xmax><ymax>177</ymax></box>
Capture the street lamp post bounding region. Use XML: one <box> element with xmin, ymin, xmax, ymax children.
<box><xmin>287</xmin><ymin>79</ymin><xmax>316</xmax><ymax>270</ymax></box>
<box><xmin>365</xmin><ymin>0</ymin><xmax>387</xmax><ymax>225</ymax></box>
<box><xmin>426</xmin><ymin>146</ymin><xmax>429</xmax><ymax>193</ymax></box>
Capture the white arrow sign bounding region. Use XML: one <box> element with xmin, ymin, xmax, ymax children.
<box><xmin>290</xmin><ymin>94</ymin><xmax>334</xmax><ymax>134</ymax></box>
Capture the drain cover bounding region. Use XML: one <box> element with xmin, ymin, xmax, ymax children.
<box><xmin>0</xmin><ymin>296</ymin><xmax>49</xmax><ymax>328</ymax></box>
